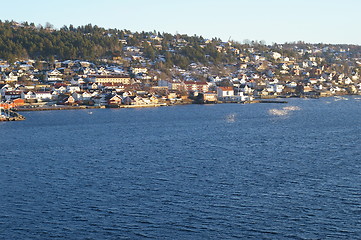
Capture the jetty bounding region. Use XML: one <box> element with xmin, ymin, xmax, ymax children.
<box><xmin>0</xmin><ymin>109</ymin><xmax>26</xmax><ymax>121</ymax></box>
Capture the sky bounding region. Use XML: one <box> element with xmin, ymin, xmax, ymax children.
<box><xmin>2</xmin><ymin>0</ymin><xmax>361</xmax><ymax>45</ymax></box>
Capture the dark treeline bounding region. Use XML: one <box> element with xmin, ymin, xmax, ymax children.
<box><xmin>0</xmin><ymin>20</ymin><xmax>125</xmax><ymax>62</ymax></box>
<box><xmin>0</xmin><ymin>20</ymin><xmax>237</xmax><ymax>68</ymax></box>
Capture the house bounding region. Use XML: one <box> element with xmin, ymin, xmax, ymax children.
<box><xmin>45</xmin><ymin>69</ymin><xmax>63</xmax><ymax>82</ymax></box>
<box><xmin>272</xmin><ymin>52</ymin><xmax>282</xmax><ymax>60</ymax></box>
<box><xmin>135</xmin><ymin>73</ymin><xmax>152</xmax><ymax>81</ymax></box>
<box><xmin>65</xmin><ymin>96</ymin><xmax>76</xmax><ymax>105</ymax></box>
<box><xmin>203</xmin><ymin>92</ymin><xmax>218</xmax><ymax>102</ymax></box>
<box><xmin>34</xmin><ymin>91</ymin><xmax>54</xmax><ymax>101</ymax></box>
<box><xmin>4</xmin><ymin>91</ymin><xmax>24</xmax><ymax>101</ymax></box>
<box><xmin>107</xmin><ymin>94</ymin><xmax>123</xmax><ymax>106</ymax></box>
<box><xmin>24</xmin><ymin>91</ymin><xmax>37</xmax><ymax>100</ymax></box>
<box><xmin>308</xmin><ymin>78</ymin><xmax>318</xmax><ymax>84</ymax></box>
<box><xmin>3</xmin><ymin>72</ymin><xmax>19</xmax><ymax>82</ymax></box>
<box><xmin>217</xmin><ymin>87</ymin><xmax>234</xmax><ymax>99</ymax></box>
<box><xmin>72</xmin><ymin>92</ymin><xmax>83</xmax><ymax>101</ymax></box>
<box><xmin>344</xmin><ymin>78</ymin><xmax>353</xmax><ymax>85</ymax></box>
<box><xmin>122</xmin><ymin>96</ymin><xmax>135</xmax><ymax>105</ymax></box>
<box><xmin>254</xmin><ymin>88</ymin><xmax>270</xmax><ymax>98</ymax></box>
<box><xmin>130</xmin><ymin>67</ymin><xmax>148</xmax><ymax>75</ymax></box>
<box><xmin>149</xmin><ymin>35</ymin><xmax>163</xmax><ymax>42</ymax></box>
<box><xmin>149</xmin><ymin>95</ymin><xmax>159</xmax><ymax>104</ymax></box>
<box><xmin>303</xmin><ymin>85</ymin><xmax>313</xmax><ymax>93</ymax></box>
<box><xmin>241</xmin><ymin>85</ymin><xmax>254</xmax><ymax>94</ymax></box>
<box><xmin>83</xmin><ymin>91</ymin><xmax>93</xmax><ymax>100</ymax></box>
<box><xmin>71</xmin><ymin>91</ymin><xmax>93</xmax><ymax>101</ymax></box>
<box><xmin>89</xmin><ymin>83</ymin><xmax>99</xmax><ymax>90</ymax></box>
<box><xmin>286</xmin><ymin>81</ymin><xmax>297</xmax><ymax>88</ymax></box>
<box><xmin>133</xmin><ymin>96</ymin><xmax>145</xmax><ymax>105</ymax></box>
<box><xmin>12</xmin><ymin>98</ymin><xmax>25</xmax><ymax>107</ymax></box>
<box><xmin>67</xmin><ymin>85</ymin><xmax>81</xmax><ymax>93</ymax></box>
<box><xmin>266</xmin><ymin>84</ymin><xmax>284</xmax><ymax>93</ymax></box>
<box><xmin>91</xmin><ymin>93</ymin><xmax>109</xmax><ymax>106</ymax></box>
<box><xmin>54</xmin><ymin>85</ymin><xmax>67</xmax><ymax>94</ymax></box>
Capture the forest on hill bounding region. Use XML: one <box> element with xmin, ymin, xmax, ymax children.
<box><xmin>0</xmin><ymin>20</ymin><xmax>124</xmax><ymax>61</ymax></box>
<box><xmin>0</xmin><ymin>20</ymin><xmax>234</xmax><ymax>67</ymax></box>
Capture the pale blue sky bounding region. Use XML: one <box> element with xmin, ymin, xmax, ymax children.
<box><xmin>2</xmin><ymin>0</ymin><xmax>361</xmax><ymax>45</ymax></box>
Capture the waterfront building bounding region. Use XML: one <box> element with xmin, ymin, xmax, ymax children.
<box><xmin>217</xmin><ymin>86</ymin><xmax>234</xmax><ymax>101</ymax></box>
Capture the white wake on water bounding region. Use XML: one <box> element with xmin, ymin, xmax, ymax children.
<box><xmin>268</xmin><ymin>105</ymin><xmax>301</xmax><ymax>116</ymax></box>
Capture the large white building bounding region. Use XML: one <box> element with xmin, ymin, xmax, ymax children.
<box><xmin>89</xmin><ymin>75</ymin><xmax>131</xmax><ymax>85</ymax></box>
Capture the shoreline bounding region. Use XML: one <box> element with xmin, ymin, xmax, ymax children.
<box><xmin>13</xmin><ymin>100</ymin><xmax>287</xmax><ymax>112</ymax></box>
<box><xmin>8</xmin><ymin>95</ymin><xmax>359</xmax><ymax>113</ymax></box>
<box><xmin>14</xmin><ymin>105</ymin><xmax>106</xmax><ymax>112</ymax></box>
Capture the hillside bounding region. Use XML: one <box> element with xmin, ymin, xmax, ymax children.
<box><xmin>0</xmin><ymin>20</ymin><xmax>236</xmax><ymax>67</ymax></box>
<box><xmin>1</xmin><ymin>20</ymin><xmax>361</xmax><ymax>82</ymax></box>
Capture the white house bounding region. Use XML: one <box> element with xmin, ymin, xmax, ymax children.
<box><xmin>241</xmin><ymin>85</ymin><xmax>254</xmax><ymax>94</ymax></box>
<box><xmin>53</xmin><ymin>85</ymin><xmax>67</xmax><ymax>94</ymax></box>
<box><xmin>45</xmin><ymin>69</ymin><xmax>63</xmax><ymax>82</ymax></box>
<box><xmin>130</xmin><ymin>67</ymin><xmax>148</xmax><ymax>75</ymax></box>
<box><xmin>82</xmin><ymin>92</ymin><xmax>92</xmax><ymax>101</ymax></box>
<box><xmin>71</xmin><ymin>91</ymin><xmax>92</xmax><ymax>101</ymax></box>
<box><xmin>34</xmin><ymin>91</ymin><xmax>54</xmax><ymax>101</ymax></box>
<box><xmin>267</xmin><ymin>84</ymin><xmax>284</xmax><ymax>93</ymax></box>
<box><xmin>272</xmin><ymin>52</ymin><xmax>282</xmax><ymax>60</ymax></box>
<box><xmin>344</xmin><ymin>77</ymin><xmax>353</xmax><ymax>85</ymax></box>
<box><xmin>3</xmin><ymin>72</ymin><xmax>19</xmax><ymax>82</ymax></box>
<box><xmin>217</xmin><ymin>87</ymin><xmax>234</xmax><ymax>99</ymax></box>
<box><xmin>24</xmin><ymin>91</ymin><xmax>37</xmax><ymax>100</ymax></box>
<box><xmin>286</xmin><ymin>81</ymin><xmax>297</xmax><ymax>88</ymax></box>
<box><xmin>67</xmin><ymin>85</ymin><xmax>81</xmax><ymax>93</ymax></box>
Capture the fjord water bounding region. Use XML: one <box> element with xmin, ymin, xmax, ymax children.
<box><xmin>1</xmin><ymin>97</ymin><xmax>361</xmax><ymax>239</ymax></box>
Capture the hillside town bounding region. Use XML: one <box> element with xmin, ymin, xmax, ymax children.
<box><xmin>1</xmin><ymin>22</ymin><xmax>361</xmax><ymax>110</ymax></box>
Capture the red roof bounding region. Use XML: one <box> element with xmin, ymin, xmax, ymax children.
<box><xmin>54</xmin><ymin>83</ymin><xmax>67</xmax><ymax>87</ymax></box>
<box><xmin>218</xmin><ymin>87</ymin><xmax>233</xmax><ymax>91</ymax></box>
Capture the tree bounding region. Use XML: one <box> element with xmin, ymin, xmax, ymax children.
<box><xmin>34</xmin><ymin>60</ymin><xmax>43</xmax><ymax>71</ymax></box>
<box><xmin>45</xmin><ymin>22</ymin><xmax>54</xmax><ymax>30</ymax></box>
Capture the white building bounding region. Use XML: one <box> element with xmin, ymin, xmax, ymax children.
<box><xmin>45</xmin><ymin>69</ymin><xmax>63</xmax><ymax>82</ymax></box>
<box><xmin>217</xmin><ymin>87</ymin><xmax>234</xmax><ymax>99</ymax></box>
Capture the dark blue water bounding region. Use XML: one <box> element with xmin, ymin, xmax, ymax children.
<box><xmin>1</xmin><ymin>97</ymin><xmax>361</xmax><ymax>239</ymax></box>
